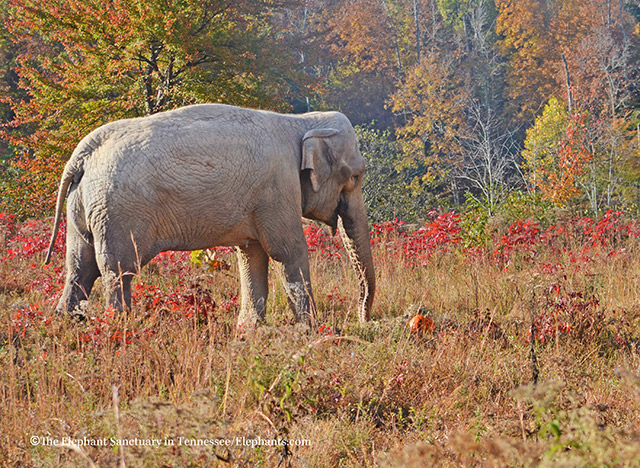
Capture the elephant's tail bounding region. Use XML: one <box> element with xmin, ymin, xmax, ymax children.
<box><xmin>44</xmin><ymin>170</ymin><xmax>74</xmax><ymax>264</ymax></box>
<box><xmin>44</xmin><ymin>137</ymin><xmax>97</xmax><ymax>265</ymax></box>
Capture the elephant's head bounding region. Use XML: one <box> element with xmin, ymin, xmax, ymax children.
<box><xmin>300</xmin><ymin>117</ymin><xmax>375</xmax><ymax>322</ymax></box>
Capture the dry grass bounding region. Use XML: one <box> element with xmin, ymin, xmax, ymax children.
<box><xmin>2</xmin><ymin>219</ymin><xmax>640</xmax><ymax>467</ymax></box>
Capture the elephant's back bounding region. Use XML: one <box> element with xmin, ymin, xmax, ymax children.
<box><xmin>79</xmin><ymin>108</ymin><xmax>297</xmax><ymax>252</ymax></box>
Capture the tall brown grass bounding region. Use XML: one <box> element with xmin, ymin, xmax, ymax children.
<box><xmin>1</xmin><ymin>218</ymin><xmax>640</xmax><ymax>467</ymax></box>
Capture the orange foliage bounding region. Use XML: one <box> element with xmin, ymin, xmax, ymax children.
<box><xmin>539</xmin><ymin>112</ymin><xmax>593</xmax><ymax>205</ymax></box>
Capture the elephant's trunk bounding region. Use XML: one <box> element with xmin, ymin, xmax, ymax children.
<box><xmin>338</xmin><ymin>189</ymin><xmax>376</xmax><ymax>322</ymax></box>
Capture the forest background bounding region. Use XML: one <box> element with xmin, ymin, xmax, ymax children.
<box><xmin>0</xmin><ymin>0</ymin><xmax>639</xmax><ymax>226</ymax></box>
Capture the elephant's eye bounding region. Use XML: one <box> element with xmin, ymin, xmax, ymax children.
<box><xmin>345</xmin><ymin>174</ymin><xmax>359</xmax><ymax>191</ymax></box>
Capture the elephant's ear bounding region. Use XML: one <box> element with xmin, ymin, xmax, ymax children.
<box><xmin>301</xmin><ymin>128</ymin><xmax>340</xmax><ymax>192</ymax></box>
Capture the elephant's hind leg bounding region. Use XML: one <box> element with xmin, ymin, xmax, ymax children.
<box><xmin>103</xmin><ymin>269</ymin><xmax>134</xmax><ymax>313</ymax></box>
<box><xmin>94</xmin><ymin>235</ymin><xmax>146</xmax><ymax>313</ymax></box>
<box><xmin>56</xmin><ymin>229</ymin><xmax>101</xmax><ymax>319</ymax></box>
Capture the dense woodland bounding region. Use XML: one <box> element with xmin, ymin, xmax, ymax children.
<box><xmin>1</xmin><ymin>0</ymin><xmax>640</xmax><ymax>222</ymax></box>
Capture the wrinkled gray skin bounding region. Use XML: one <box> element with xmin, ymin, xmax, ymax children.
<box><xmin>45</xmin><ymin>104</ymin><xmax>376</xmax><ymax>327</ymax></box>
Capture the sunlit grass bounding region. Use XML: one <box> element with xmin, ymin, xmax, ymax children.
<box><xmin>2</xmin><ymin>212</ymin><xmax>640</xmax><ymax>467</ymax></box>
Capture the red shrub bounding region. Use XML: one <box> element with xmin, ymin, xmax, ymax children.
<box><xmin>305</xmin><ymin>223</ymin><xmax>343</xmax><ymax>259</ymax></box>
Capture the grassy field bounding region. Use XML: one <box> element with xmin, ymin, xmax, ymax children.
<box><xmin>2</xmin><ymin>211</ymin><xmax>640</xmax><ymax>467</ymax></box>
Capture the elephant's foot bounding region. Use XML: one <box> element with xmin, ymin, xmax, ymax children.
<box><xmin>234</xmin><ymin>320</ymin><xmax>261</xmax><ymax>341</ymax></box>
<box><xmin>237</xmin><ymin>295</ymin><xmax>266</xmax><ymax>329</ymax></box>
<box><xmin>236</xmin><ymin>308</ymin><xmax>264</xmax><ymax>339</ymax></box>
<box><xmin>103</xmin><ymin>271</ymin><xmax>133</xmax><ymax>314</ymax></box>
<box><xmin>55</xmin><ymin>299</ymin><xmax>88</xmax><ymax>322</ymax></box>
<box><xmin>69</xmin><ymin>310</ymin><xmax>87</xmax><ymax>322</ymax></box>
<box><xmin>293</xmin><ymin>321</ymin><xmax>312</xmax><ymax>334</ymax></box>
<box><xmin>285</xmin><ymin>281</ymin><xmax>315</xmax><ymax>328</ymax></box>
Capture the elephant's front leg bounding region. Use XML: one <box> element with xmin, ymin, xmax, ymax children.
<box><xmin>282</xmin><ymin>259</ymin><xmax>314</xmax><ymax>326</ymax></box>
<box><xmin>236</xmin><ymin>242</ymin><xmax>269</xmax><ymax>328</ymax></box>
<box><xmin>276</xmin><ymin>243</ymin><xmax>315</xmax><ymax>326</ymax></box>
<box><xmin>257</xmin><ymin>215</ymin><xmax>315</xmax><ymax>326</ymax></box>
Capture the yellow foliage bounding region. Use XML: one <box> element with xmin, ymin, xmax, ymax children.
<box><xmin>390</xmin><ymin>53</ymin><xmax>469</xmax><ymax>182</ymax></box>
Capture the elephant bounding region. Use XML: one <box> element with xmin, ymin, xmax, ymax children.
<box><xmin>44</xmin><ymin>103</ymin><xmax>376</xmax><ymax>328</ymax></box>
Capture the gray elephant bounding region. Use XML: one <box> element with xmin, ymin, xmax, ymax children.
<box><xmin>44</xmin><ymin>104</ymin><xmax>375</xmax><ymax>327</ymax></box>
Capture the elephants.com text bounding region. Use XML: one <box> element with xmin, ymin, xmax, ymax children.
<box><xmin>30</xmin><ymin>435</ymin><xmax>311</xmax><ymax>449</ymax></box>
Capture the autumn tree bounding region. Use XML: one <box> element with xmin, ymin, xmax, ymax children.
<box><xmin>307</xmin><ymin>0</ymin><xmax>410</xmax><ymax>127</ymax></box>
<box><xmin>331</xmin><ymin>0</ymin><xmax>640</xmax><ymax>214</ymax></box>
<box><xmin>390</xmin><ymin>52</ymin><xmax>469</xmax><ymax>201</ymax></box>
<box><xmin>0</xmin><ymin>0</ymin><xmax>21</xmax><ymax>161</ymax></box>
<box><xmin>494</xmin><ymin>0</ymin><xmax>557</xmax><ymax>122</ymax></box>
<box><xmin>521</xmin><ymin>97</ymin><xmax>594</xmax><ymax>206</ymax></box>
<box><xmin>1</xmin><ymin>0</ymin><xmax>307</xmax><ymax>217</ymax></box>
<box><xmin>389</xmin><ymin>0</ymin><xmax>512</xmax><ymax>207</ymax></box>
<box><xmin>553</xmin><ymin>0</ymin><xmax>638</xmax><ymax>212</ymax></box>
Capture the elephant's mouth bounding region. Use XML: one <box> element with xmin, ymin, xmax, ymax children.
<box><xmin>328</xmin><ymin>210</ymin><xmax>339</xmax><ymax>235</ymax></box>
<box><xmin>329</xmin><ymin>195</ymin><xmax>348</xmax><ymax>235</ymax></box>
